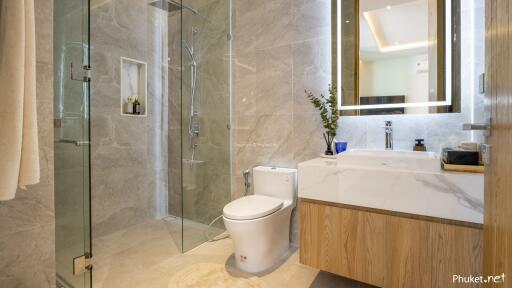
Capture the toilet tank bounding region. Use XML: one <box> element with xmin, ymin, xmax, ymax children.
<box><xmin>253</xmin><ymin>166</ymin><xmax>297</xmax><ymax>202</ymax></box>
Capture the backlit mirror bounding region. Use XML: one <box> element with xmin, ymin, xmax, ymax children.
<box><xmin>335</xmin><ymin>0</ymin><xmax>461</xmax><ymax>115</ymax></box>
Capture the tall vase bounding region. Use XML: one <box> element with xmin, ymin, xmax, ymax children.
<box><xmin>325</xmin><ymin>145</ymin><xmax>334</xmax><ymax>155</ymax></box>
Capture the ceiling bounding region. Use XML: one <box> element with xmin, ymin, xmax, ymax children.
<box><xmin>359</xmin><ymin>0</ymin><xmax>429</xmax><ymax>59</ymax></box>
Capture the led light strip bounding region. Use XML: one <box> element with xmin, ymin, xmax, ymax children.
<box><xmin>337</xmin><ymin>0</ymin><xmax>342</xmax><ymax>109</ymax></box>
<box><xmin>337</xmin><ymin>1</ymin><xmax>453</xmax><ymax>111</ymax></box>
<box><xmin>338</xmin><ymin>101</ymin><xmax>451</xmax><ymax>110</ymax></box>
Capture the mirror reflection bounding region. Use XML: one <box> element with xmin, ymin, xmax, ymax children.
<box><xmin>336</xmin><ymin>0</ymin><xmax>461</xmax><ymax>115</ymax></box>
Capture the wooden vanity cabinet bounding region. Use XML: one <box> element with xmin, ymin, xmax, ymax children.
<box><xmin>299</xmin><ymin>199</ymin><xmax>483</xmax><ymax>288</ymax></box>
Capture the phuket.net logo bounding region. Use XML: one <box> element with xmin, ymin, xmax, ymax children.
<box><xmin>453</xmin><ymin>273</ymin><xmax>506</xmax><ymax>284</ymax></box>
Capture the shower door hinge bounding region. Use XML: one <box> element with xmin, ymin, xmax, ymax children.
<box><xmin>71</xmin><ymin>63</ymin><xmax>92</xmax><ymax>82</ymax></box>
<box><xmin>227</xmin><ymin>33</ymin><xmax>232</xmax><ymax>41</ymax></box>
<box><xmin>73</xmin><ymin>253</ymin><xmax>93</xmax><ymax>275</ymax></box>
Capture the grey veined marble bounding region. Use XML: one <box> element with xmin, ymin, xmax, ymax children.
<box><xmin>91</xmin><ymin>0</ymin><xmax>169</xmax><ymax>237</ymax></box>
<box><xmin>416</xmin><ymin>174</ymin><xmax>484</xmax><ymax>215</ymax></box>
<box><xmin>0</xmin><ymin>0</ymin><xmax>56</xmax><ymax>286</ymax></box>
<box><xmin>298</xmin><ymin>157</ymin><xmax>484</xmax><ymax>224</ymax></box>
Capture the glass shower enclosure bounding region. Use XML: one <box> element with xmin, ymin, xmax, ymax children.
<box><xmin>166</xmin><ymin>0</ymin><xmax>232</xmax><ymax>252</ymax></box>
<box><xmin>54</xmin><ymin>0</ymin><xmax>91</xmax><ymax>287</ymax></box>
<box><xmin>54</xmin><ymin>0</ymin><xmax>231</xmax><ymax>286</ymax></box>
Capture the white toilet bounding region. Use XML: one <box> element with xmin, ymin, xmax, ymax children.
<box><xmin>223</xmin><ymin>166</ymin><xmax>297</xmax><ymax>273</ymax></box>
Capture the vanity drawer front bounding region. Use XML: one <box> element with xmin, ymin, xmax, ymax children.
<box><xmin>299</xmin><ymin>200</ymin><xmax>387</xmax><ymax>286</ymax></box>
<box><xmin>299</xmin><ymin>199</ymin><xmax>483</xmax><ymax>288</ymax></box>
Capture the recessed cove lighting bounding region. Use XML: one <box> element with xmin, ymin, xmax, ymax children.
<box><xmin>380</xmin><ymin>41</ymin><xmax>429</xmax><ymax>53</ymax></box>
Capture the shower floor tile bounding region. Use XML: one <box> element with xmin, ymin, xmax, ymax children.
<box><xmin>92</xmin><ymin>219</ymin><xmax>374</xmax><ymax>288</ymax></box>
<box><xmin>162</xmin><ymin>216</ymin><xmax>225</xmax><ymax>252</ymax></box>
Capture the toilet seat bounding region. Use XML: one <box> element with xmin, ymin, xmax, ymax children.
<box><xmin>223</xmin><ymin>195</ymin><xmax>283</xmax><ymax>220</ymax></box>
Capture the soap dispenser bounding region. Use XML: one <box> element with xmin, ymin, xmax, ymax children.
<box><xmin>413</xmin><ymin>139</ymin><xmax>427</xmax><ymax>151</ymax></box>
<box><xmin>126</xmin><ymin>96</ymin><xmax>134</xmax><ymax>114</ymax></box>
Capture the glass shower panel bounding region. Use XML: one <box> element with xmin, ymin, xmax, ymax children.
<box><xmin>167</xmin><ymin>0</ymin><xmax>184</xmax><ymax>251</ymax></box>
<box><xmin>180</xmin><ymin>0</ymin><xmax>231</xmax><ymax>252</ymax></box>
<box><xmin>54</xmin><ymin>0</ymin><xmax>91</xmax><ymax>287</ymax></box>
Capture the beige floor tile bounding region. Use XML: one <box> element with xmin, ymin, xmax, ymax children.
<box><xmin>92</xmin><ymin>219</ymin><xmax>375</xmax><ymax>288</ymax></box>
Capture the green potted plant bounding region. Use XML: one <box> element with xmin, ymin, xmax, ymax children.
<box><xmin>305</xmin><ymin>85</ymin><xmax>339</xmax><ymax>155</ymax></box>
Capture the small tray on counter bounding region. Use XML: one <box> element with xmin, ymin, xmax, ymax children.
<box><xmin>441</xmin><ymin>160</ymin><xmax>485</xmax><ymax>173</ymax></box>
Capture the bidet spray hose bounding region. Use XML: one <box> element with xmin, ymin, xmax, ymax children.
<box><xmin>206</xmin><ymin>169</ymin><xmax>251</xmax><ymax>242</ymax></box>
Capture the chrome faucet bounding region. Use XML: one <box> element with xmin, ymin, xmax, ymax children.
<box><xmin>384</xmin><ymin>121</ymin><xmax>393</xmax><ymax>150</ymax></box>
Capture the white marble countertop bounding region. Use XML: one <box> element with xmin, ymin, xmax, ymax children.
<box><xmin>298</xmin><ymin>157</ymin><xmax>484</xmax><ymax>224</ymax></box>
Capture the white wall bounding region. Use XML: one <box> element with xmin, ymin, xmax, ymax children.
<box><xmin>360</xmin><ymin>56</ymin><xmax>409</xmax><ymax>96</ymax></box>
<box><xmin>359</xmin><ymin>54</ymin><xmax>429</xmax><ymax>114</ymax></box>
<box><xmin>406</xmin><ymin>54</ymin><xmax>429</xmax><ymax>114</ymax></box>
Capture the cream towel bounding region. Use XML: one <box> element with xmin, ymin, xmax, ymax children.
<box><xmin>0</xmin><ymin>0</ymin><xmax>40</xmax><ymax>201</ymax></box>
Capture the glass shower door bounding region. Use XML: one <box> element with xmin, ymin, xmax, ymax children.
<box><xmin>54</xmin><ymin>0</ymin><xmax>91</xmax><ymax>287</ymax></box>
<box><xmin>180</xmin><ymin>0</ymin><xmax>232</xmax><ymax>252</ymax></box>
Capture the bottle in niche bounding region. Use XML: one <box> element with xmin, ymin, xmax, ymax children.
<box><xmin>133</xmin><ymin>97</ymin><xmax>141</xmax><ymax>115</ymax></box>
<box><xmin>126</xmin><ymin>96</ymin><xmax>134</xmax><ymax>114</ymax></box>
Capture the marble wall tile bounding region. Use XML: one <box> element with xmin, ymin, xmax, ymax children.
<box><xmin>91</xmin><ymin>0</ymin><xmax>169</xmax><ymax>236</ymax></box>
<box><xmin>291</xmin><ymin>0</ymin><xmax>332</xmax><ymax>44</ymax></box>
<box><xmin>233</xmin><ymin>46</ymin><xmax>294</xmax><ymax>116</ymax></box>
<box><xmin>167</xmin><ymin>13</ymin><xmax>182</xmax><ymax>219</ymax></box>
<box><xmin>292</xmin><ymin>37</ymin><xmax>332</xmax><ymax>114</ymax></box>
<box><xmin>167</xmin><ymin>0</ymin><xmax>232</xmax><ymax>229</ymax></box>
<box><xmin>0</xmin><ymin>224</ymin><xmax>55</xmax><ymax>287</ymax></box>
<box><xmin>292</xmin><ymin>112</ymin><xmax>325</xmax><ymax>164</ymax></box>
<box><xmin>232</xmin><ymin>0</ymin><xmax>293</xmax><ymax>53</ymax></box>
<box><xmin>34</xmin><ymin>0</ymin><xmax>53</xmax><ymax>65</ymax></box>
<box><xmin>0</xmin><ymin>1</ymin><xmax>55</xmax><ymax>286</ymax></box>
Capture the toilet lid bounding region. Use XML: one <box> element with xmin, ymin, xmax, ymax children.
<box><xmin>223</xmin><ymin>195</ymin><xmax>283</xmax><ymax>220</ymax></box>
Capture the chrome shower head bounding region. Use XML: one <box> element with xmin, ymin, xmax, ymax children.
<box><xmin>149</xmin><ymin>0</ymin><xmax>181</xmax><ymax>13</ymax></box>
<box><xmin>149</xmin><ymin>0</ymin><xmax>200</xmax><ymax>15</ymax></box>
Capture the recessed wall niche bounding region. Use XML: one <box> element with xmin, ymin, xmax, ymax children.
<box><xmin>120</xmin><ymin>57</ymin><xmax>147</xmax><ymax>116</ymax></box>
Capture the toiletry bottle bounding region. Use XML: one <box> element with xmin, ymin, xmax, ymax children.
<box><xmin>413</xmin><ymin>139</ymin><xmax>427</xmax><ymax>151</ymax></box>
<box><xmin>134</xmin><ymin>97</ymin><xmax>141</xmax><ymax>115</ymax></box>
<box><xmin>126</xmin><ymin>96</ymin><xmax>134</xmax><ymax>114</ymax></box>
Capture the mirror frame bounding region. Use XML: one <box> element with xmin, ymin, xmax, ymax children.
<box><xmin>334</xmin><ymin>0</ymin><xmax>461</xmax><ymax>114</ymax></box>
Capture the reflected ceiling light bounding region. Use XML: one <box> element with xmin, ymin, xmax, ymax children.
<box><xmin>387</xmin><ymin>5</ymin><xmax>392</xmax><ymax>10</ymax></box>
<box><xmin>363</xmin><ymin>12</ymin><xmax>428</xmax><ymax>53</ymax></box>
<box><xmin>380</xmin><ymin>41</ymin><xmax>429</xmax><ymax>52</ymax></box>
<box><xmin>363</xmin><ymin>12</ymin><xmax>385</xmax><ymax>47</ymax></box>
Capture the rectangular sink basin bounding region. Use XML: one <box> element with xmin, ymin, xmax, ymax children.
<box><xmin>298</xmin><ymin>150</ymin><xmax>484</xmax><ymax>224</ymax></box>
<box><xmin>338</xmin><ymin>149</ymin><xmax>441</xmax><ymax>173</ymax></box>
